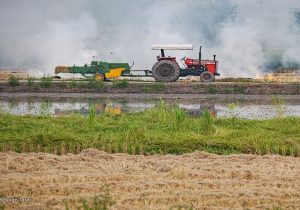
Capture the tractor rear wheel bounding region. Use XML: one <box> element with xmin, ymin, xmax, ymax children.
<box><xmin>200</xmin><ymin>71</ymin><xmax>215</xmax><ymax>82</ymax></box>
<box><xmin>152</xmin><ymin>60</ymin><xmax>180</xmax><ymax>82</ymax></box>
<box><xmin>95</xmin><ymin>73</ymin><xmax>104</xmax><ymax>81</ymax></box>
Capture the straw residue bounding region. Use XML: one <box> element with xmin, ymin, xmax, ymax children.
<box><xmin>0</xmin><ymin>149</ymin><xmax>299</xmax><ymax>209</ymax></box>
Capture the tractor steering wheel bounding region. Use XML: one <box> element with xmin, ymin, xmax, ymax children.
<box><xmin>180</xmin><ymin>56</ymin><xmax>186</xmax><ymax>61</ymax></box>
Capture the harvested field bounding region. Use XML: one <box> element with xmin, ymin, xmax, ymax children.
<box><xmin>262</xmin><ymin>69</ymin><xmax>300</xmax><ymax>83</ymax></box>
<box><xmin>0</xmin><ymin>149</ymin><xmax>299</xmax><ymax>210</ymax></box>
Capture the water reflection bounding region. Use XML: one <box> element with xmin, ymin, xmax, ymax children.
<box><xmin>26</xmin><ymin>99</ymin><xmax>34</xmax><ymax>112</ymax></box>
<box><xmin>0</xmin><ymin>99</ymin><xmax>299</xmax><ymax>119</ymax></box>
<box><xmin>8</xmin><ymin>99</ymin><xmax>18</xmax><ymax>109</ymax></box>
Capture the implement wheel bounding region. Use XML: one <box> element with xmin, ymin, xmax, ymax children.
<box><xmin>95</xmin><ymin>73</ymin><xmax>104</xmax><ymax>81</ymax></box>
<box><xmin>152</xmin><ymin>60</ymin><xmax>180</xmax><ymax>82</ymax></box>
<box><xmin>200</xmin><ymin>71</ymin><xmax>215</xmax><ymax>83</ymax></box>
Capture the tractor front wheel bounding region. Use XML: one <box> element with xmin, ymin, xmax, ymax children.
<box><xmin>152</xmin><ymin>60</ymin><xmax>180</xmax><ymax>82</ymax></box>
<box><xmin>200</xmin><ymin>71</ymin><xmax>215</xmax><ymax>82</ymax></box>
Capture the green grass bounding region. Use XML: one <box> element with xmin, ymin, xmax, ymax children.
<box><xmin>69</xmin><ymin>80</ymin><xmax>78</xmax><ymax>89</ymax></box>
<box><xmin>65</xmin><ymin>185</ymin><xmax>114</xmax><ymax>210</ymax></box>
<box><xmin>27</xmin><ymin>76</ymin><xmax>34</xmax><ymax>87</ymax></box>
<box><xmin>207</xmin><ymin>86</ymin><xmax>218</xmax><ymax>94</ymax></box>
<box><xmin>272</xmin><ymin>96</ymin><xmax>285</xmax><ymax>117</ymax></box>
<box><xmin>40</xmin><ymin>75</ymin><xmax>53</xmax><ymax>88</ymax></box>
<box><xmin>8</xmin><ymin>75</ymin><xmax>19</xmax><ymax>87</ymax></box>
<box><xmin>0</xmin><ymin>102</ymin><xmax>299</xmax><ymax>156</ymax></box>
<box><xmin>142</xmin><ymin>82</ymin><xmax>165</xmax><ymax>93</ymax></box>
<box><xmin>112</xmin><ymin>80</ymin><xmax>129</xmax><ymax>88</ymax></box>
<box><xmin>233</xmin><ymin>86</ymin><xmax>246</xmax><ymax>94</ymax></box>
<box><xmin>87</xmin><ymin>77</ymin><xmax>104</xmax><ymax>90</ymax></box>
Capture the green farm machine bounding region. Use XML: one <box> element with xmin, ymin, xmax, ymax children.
<box><xmin>55</xmin><ymin>61</ymin><xmax>131</xmax><ymax>81</ymax></box>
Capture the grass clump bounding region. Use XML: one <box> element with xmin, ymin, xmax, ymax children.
<box><xmin>170</xmin><ymin>205</ymin><xmax>194</xmax><ymax>210</ymax></box>
<box><xmin>40</xmin><ymin>100</ymin><xmax>51</xmax><ymax>116</ymax></box>
<box><xmin>272</xmin><ymin>96</ymin><xmax>285</xmax><ymax>118</ymax></box>
<box><xmin>69</xmin><ymin>80</ymin><xmax>78</xmax><ymax>89</ymax></box>
<box><xmin>8</xmin><ymin>75</ymin><xmax>19</xmax><ymax>86</ymax></box>
<box><xmin>151</xmin><ymin>82</ymin><xmax>165</xmax><ymax>91</ymax></box>
<box><xmin>27</xmin><ymin>77</ymin><xmax>34</xmax><ymax>87</ymax></box>
<box><xmin>40</xmin><ymin>75</ymin><xmax>53</xmax><ymax>88</ymax></box>
<box><xmin>227</xmin><ymin>102</ymin><xmax>239</xmax><ymax>119</ymax></box>
<box><xmin>142</xmin><ymin>82</ymin><xmax>165</xmax><ymax>93</ymax></box>
<box><xmin>0</xmin><ymin>194</ymin><xmax>4</xmax><ymax>210</ymax></box>
<box><xmin>233</xmin><ymin>86</ymin><xmax>246</xmax><ymax>94</ymax></box>
<box><xmin>199</xmin><ymin>109</ymin><xmax>216</xmax><ymax>135</ymax></box>
<box><xmin>88</xmin><ymin>105</ymin><xmax>96</xmax><ymax>126</ymax></box>
<box><xmin>65</xmin><ymin>185</ymin><xmax>114</xmax><ymax>210</ymax></box>
<box><xmin>0</xmin><ymin>102</ymin><xmax>299</xmax><ymax>156</ymax></box>
<box><xmin>207</xmin><ymin>86</ymin><xmax>218</xmax><ymax>94</ymax></box>
<box><xmin>87</xmin><ymin>77</ymin><xmax>104</xmax><ymax>91</ymax></box>
<box><xmin>112</xmin><ymin>80</ymin><xmax>128</xmax><ymax>88</ymax></box>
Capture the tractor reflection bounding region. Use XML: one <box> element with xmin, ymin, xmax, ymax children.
<box><xmin>201</xmin><ymin>104</ymin><xmax>216</xmax><ymax>118</ymax></box>
<box><xmin>183</xmin><ymin>104</ymin><xmax>216</xmax><ymax>118</ymax></box>
<box><xmin>54</xmin><ymin>102</ymin><xmax>216</xmax><ymax>118</ymax></box>
<box><xmin>54</xmin><ymin>103</ymin><xmax>122</xmax><ymax>116</ymax></box>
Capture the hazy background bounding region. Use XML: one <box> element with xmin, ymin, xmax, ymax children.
<box><xmin>0</xmin><ymin>0</ymin><xmax>300</xmax><ymax>77</ymax></box>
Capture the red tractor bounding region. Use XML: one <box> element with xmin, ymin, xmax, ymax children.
<box><xmin>151</xmin><ymin>44</ymin><xmax>219</xmax><ymax>82</ymax></box>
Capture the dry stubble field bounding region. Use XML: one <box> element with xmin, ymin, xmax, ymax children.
<box><xmin>0</xmin><ymin>149</ymin><xmax>299</xmax><ymax>210</ymax></box>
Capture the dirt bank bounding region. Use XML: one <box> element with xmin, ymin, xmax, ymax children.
<box><xmin>0</xmin><ymin>81</ymin><xmax>299</xmax><ymax>95</ymax></box>
<box><xmin>0</xmin><ymin>150</ymin><xmax>299</xmax><ymax>210</ymax></box>
<box><xmin>1</xmin><ymin>92</ymin><xmax>300</xmax><ymax>105</ymax></box>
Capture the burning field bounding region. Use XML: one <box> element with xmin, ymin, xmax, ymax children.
<box><xmin>261</xmin><ymin>69</ymin><xmax>300</xmax><ymax>83</ymax></box>
<box><xmin>0</xmin><ymin>149</ymin><xmax>299</xmax><ymax>210</ymax></box>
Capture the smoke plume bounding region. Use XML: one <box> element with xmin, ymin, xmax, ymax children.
<box><xmin>0</xmin><ymin>0</ymin><xmax>300</xmax><ymax>77</ymax></box>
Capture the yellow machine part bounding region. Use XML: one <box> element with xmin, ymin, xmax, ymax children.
<box><xmin>95</xmin><ymin>73</ymin><xmax>104</xmax><ymax>81</ymax></box>
<box><xmin>95</xmin><ymin>103</ymin><xmax>121</xmax><ymax>115</ymax></box>
<box><xmin>105</xmin><ymin>106</ymin><xmax>121</xmax><ymax>115</ymax></box>
<box><xmin>105</xmin><ymin>68</ymin><xmax>125</xmax><ymax>79</ymax></box>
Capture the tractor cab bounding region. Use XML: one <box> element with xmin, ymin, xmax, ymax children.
<box><xmin>151</xmin><ymin>44</ymin><xmax>219</xmax><ymax>82</ymax></box>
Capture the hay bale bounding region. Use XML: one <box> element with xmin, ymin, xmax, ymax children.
<box><xmin>55</xmin><ymin>66</ymin><xmax>70</xmax><ymax>74</ymax></box>
<box><xmin>0</xmin><ymin>70</ymin><xmax>29</xmax><ymax>80</ymax></box>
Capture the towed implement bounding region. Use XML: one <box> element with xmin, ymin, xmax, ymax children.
<box><xmin>55</xmin><ymin>61</ymin><xmax>131</xmax><ymax>81</ymax></box>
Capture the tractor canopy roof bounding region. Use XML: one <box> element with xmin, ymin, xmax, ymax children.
<box><xmin>151</xmin><ymin>44</ymin><xmax>193</xmax><ymax>50</ymax></box>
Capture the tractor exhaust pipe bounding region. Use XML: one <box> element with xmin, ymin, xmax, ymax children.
<box><xmin>161</xmin><ymin>49</ymin><xmax>165</xmax><ymax>57</ymax></box>
<box><xmin>199</xmin><ymin>46</ymin><xmax>202</xmax><ymax>67</ymax></box>
<box><xmin>213</xmin><ymin>55</ymin><xmax>217</xmax><ymax>74</ymax></box>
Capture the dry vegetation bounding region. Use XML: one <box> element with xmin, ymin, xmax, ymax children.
<box><xmin>0</xmin><ymin>71</ymin><xmax>28</xmax><ymax>81</ymax></box>
<box><xmin>263</xmin><ymin>71</ymin><xmax>300</xmax><ymax>83</ymax></box>
<box><xmin>0</xmin><ymin>149</ymin><xmax>299</xmax><ymax>210</ymax></box>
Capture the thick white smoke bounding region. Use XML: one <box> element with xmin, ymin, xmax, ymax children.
<box><xmin>216</xmin><ymin>0</ymin><xmax>300</xmax><ymax>77</ymax></box>
<box><xmin>0</xmin><ymin>0</ymin><xmax>299</xmax><ymax>77</ymax></box>
<box><xmin>29</xmin><ymin>13</ymin><xmax>98</xmax><ymax>75</ymax></box>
